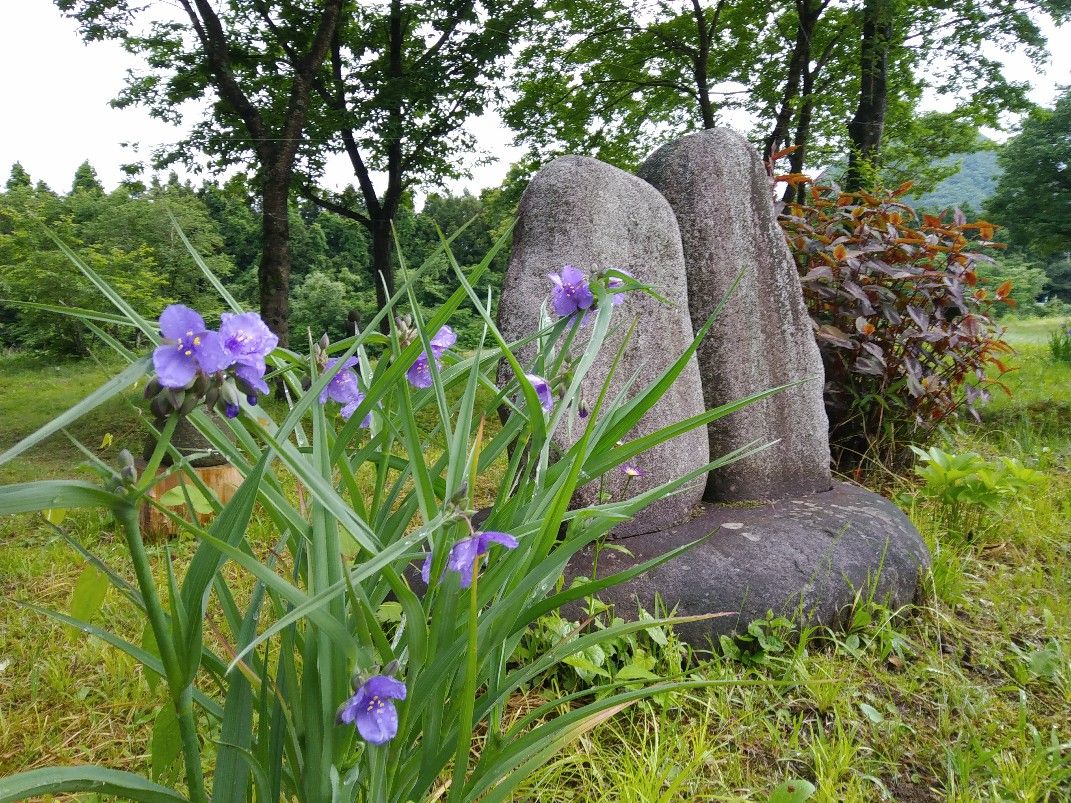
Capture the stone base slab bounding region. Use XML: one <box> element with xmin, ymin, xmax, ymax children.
<box><xmin>567</xmin><ymin>481</ymin><xmax>931</xmax><ymax>646</ymax></box>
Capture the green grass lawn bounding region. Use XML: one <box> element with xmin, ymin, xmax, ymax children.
<box><xmin>1</xmin><ymin>322</ymin><xmax>1070</xmax><ymax>801</ymax></box>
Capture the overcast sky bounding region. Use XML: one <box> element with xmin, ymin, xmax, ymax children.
<box><xmin>1</xmin><ymin>2</ymin><xmax>1067</xmax><ymax>198</ymax></box>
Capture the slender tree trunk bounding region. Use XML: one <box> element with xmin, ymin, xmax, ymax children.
<box><xmin>259</xmin><ymin>173</ymin><xmax>291</xmax><ymax>347</ymax></box>
<box><xmin>691</xmin><ymin>0</ymin><xmax>718</xmax><ymax>128</ymax></box>
<box><xmin>846</xmin><ymin>0</ymin><xmax>892</xmax><ymax>190</ymax></box>
<box><xmin>764</xmin><ymin>45</ymin><xmax>805</xmax><ymax>159</ymax></box>
<box><xmin>370</xmin><ymin>217</ymin><xmax>395</xmax><ymax>331</ymax></box>
<box><xmin>785</xmin><ymin>68</ymin><xmax>816</xmax><ymax>203</ymax></box>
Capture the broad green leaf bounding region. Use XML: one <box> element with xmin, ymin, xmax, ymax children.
<box><xmin>769</xmin><ymin>779</ymin><xmax>817</xmax><ymax>802</ymax></box>
<box><xmin>0</xmin><ymin>481</ymin><xmax>126</xmax><ymax>516</ymax></box>
<box><xmin>44</xmin><ymin>508</ymin><xmax>67</xmax><ymax>525</ymax></box>
<box><xmin>859</xmin><ymin>702</ymin><xmax>884</xmax><ymax>724</ymax></box>
<box><xmin>150</xmin><ymin>704</ymin><xmax>182</xmax><ymax>781</ymax></box>
<box><xmin>69</xmin><ymin>564</ymin><xmax>109</xmax><ymax>627</ymax></box>
<box><xmin>0</xmin><ymin>766</ymin><xmax>187</xmax><ymax>803</ymax></box>
<box><xmin>158</xmin><ymin>484</ymin><xmax>214</xmax><ymax>515</ymax></box>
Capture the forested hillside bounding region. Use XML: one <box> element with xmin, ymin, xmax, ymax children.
<box><xmin>0</xmin><ymin>162</ymin><xmax>510</xmax><ymax>356</ymax></box>
<box><xmin>909</xmin><ymin>148</ymin><xmax>1001</xmax><ymax>211</ymax></box>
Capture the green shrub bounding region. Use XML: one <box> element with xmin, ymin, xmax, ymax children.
<box><xmin>910</xmin><ymin>445</ymin><xmax>1045</xmax><ymax>538</ymax></box>
<box><xmin>780</xmin><ymin>180</ymin><xmax>1013</xmax><ymax>466</ymax></box>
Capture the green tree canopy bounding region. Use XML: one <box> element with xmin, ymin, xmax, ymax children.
<box><xmin>987</xmin><ymin>88</ymin><xmax>1071</xmax><ymax>260</ymax></box>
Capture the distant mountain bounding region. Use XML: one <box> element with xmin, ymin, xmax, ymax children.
<box><xmin>908</xmin><ymin>148</ymin><xmax>1001</xmax><ymax>212</ymax></box>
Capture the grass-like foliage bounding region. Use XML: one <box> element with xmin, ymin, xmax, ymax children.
<box><xmin>0</xmin><ymin>225</ymin><xmax>773</xmax><ymax>803</ymax></box>
<box><xmin>779</xmin><ymin>179</ymin><xmax>1013</xmax><ymax>466</ymax></box>
<box><xmin>1049</xmin><ymin>321</ymin><xmax>1071</xmax><ymax>364</ymax></box>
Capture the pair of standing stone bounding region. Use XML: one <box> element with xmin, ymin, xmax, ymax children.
<box><xmin>497</xmin><ymin>129</ymin><xmax>929</xmax><ymax>640</ymax></box>
<box><xmin>498</xmin><ymin>128</ymin><xmax>831</xmax><ymax>523</ymax></box>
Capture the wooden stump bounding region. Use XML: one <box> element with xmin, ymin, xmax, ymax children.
<box><xmin>138</xmin><ymin>463</ymin><xmax>243</xmax><ymax>541</ymax></box>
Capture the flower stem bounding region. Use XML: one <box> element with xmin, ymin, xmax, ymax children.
<box><xmin>448</xmin><ymin>558</ymin><xmax>481</xmax><ymax>803</ymax></box>
<box><xmin>116</xmin><ymin>503</ymin><xmax>207</xmax><ymax>803</ymax></box>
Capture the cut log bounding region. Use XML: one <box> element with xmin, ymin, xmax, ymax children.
<box><xmin>137</xmin><ymin>463</ymin><xmax>243</xmax><ymax>541</ymax></box>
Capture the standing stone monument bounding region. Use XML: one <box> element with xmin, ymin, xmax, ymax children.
<box><xmin>639</xmin><ymin>128</ymin><xmax>833</xmax><ymax>502</ymax></box>
<box><xmin>499</xmin><ymin>141</ymin><xmax>930</xmax><ymax>643</ymax></box>
<box><xmin>496</xmin><ymin>155</ymin><xmax>709</xmax><ymax>535</ymax></box>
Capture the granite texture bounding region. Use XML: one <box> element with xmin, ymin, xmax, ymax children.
<box><xmin>566</xmin><ymin>481</ymin><xmax>931</xmax><ymax>646</ymax></box>
<box><xmin>496</xmin><ymin>155</ymin><xmax>709</xmax><ymax>535</ymax></box>
<box><xmin>638</xmin><ymin>128</ymin><xmax>833</xmax><ymax>502</ymax></box>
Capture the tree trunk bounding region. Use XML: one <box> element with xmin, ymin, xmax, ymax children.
<box><xmin>785</xmin><ymin>69</ymin><xmax>816</xmax><ymax>204</ymax></box>
<box><xmin>259</xmin><ymin>173</ymin><xmax>291</xmax><ymax>347</ymax></box>
<box><xmin>846</xmin><ymin>0</ymin><xmax>892</xmax><ymax>190</ymax></box>
<box><xmin>370</xmin><ymin>217</ymin><xmax>395</xmax><ymax>334</ymax></box>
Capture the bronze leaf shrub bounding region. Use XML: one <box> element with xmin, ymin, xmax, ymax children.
<box><xmin>777</xmin><ymin>178</ymin><xmax>1013</xmax><ymax>467</ymax></box>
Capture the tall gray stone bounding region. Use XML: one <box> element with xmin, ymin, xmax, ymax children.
<box><xmin>496</xmin><ymin>156</ymin><xmax>708</xmax><ymax>535</ymax></box>
<box><xmin>638</xmin><ymin>129</ymin><xmax>832</xmax><ymax>502</ymax></box>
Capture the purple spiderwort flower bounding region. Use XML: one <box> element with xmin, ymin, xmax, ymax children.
<box><xmin>524</xmin><ymin>373</ymin><xmax>553</xmax><ymax>412</ymax></box>
<box><xmin>620</xmin><ymin>461</ymin><xmax>646</xmax><ymax>478</ymax></box>
<box><xmin>548</xmin><ymin>265</ymin><xmax>594</xmax><ymax>318</ymax></box>
<box><xmin>406</xmin><ymin>325</ymin><xmax>457</xmax><ymax>389</ymax></box>
<box><xmin>319</xmin><ymin>357</ymin><xmax>371</xmax><ymax>427</ymax></box>
<box><xmin>337</xmin><ymin>674</ymin><xmax>406</xmax><ymax>744</ymax></box>
<box><xmin>218</xmin><ymin>311</ymin><xmax>278</xmax><ymax>395</ymax></box>
<box><xmin>224</xmin><ymin>403</ymin><xmax>240</xmax><ymax>419</ymax></box>
<box><xmin>422</xmin><ymin>530</ymin><xmax>519</xmax><ymax>589</ymax></box>
<box><xmin>152</xmin><ymin>304</ymin><xmax>228</xmax><ymax>388</ymax></box>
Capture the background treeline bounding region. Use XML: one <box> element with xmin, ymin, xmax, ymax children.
<box><xmin>32</xmin><ymin>0</ymin><xmax>1067</xmax><ymax>347</ymax></box>
<box><xmin>0</xmin><ymin>161</ymin><xmax>513</xmax><ymax>355</ymax></box>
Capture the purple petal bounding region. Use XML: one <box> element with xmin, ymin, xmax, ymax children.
<box><xmin>159</xmin><ymin>304</ymin><xmax>206</xmax><ymax>339</ymax></box>
<box><xmin>219</xmin><ymin>312</ymin><xmax>278</xmax><ymax>359</ymax></box>
<box><xmin>407</xmin><ymin>353</ymin><xmax>435</xmax><ymax>388</ymax></box>
<box><xmin>235</xmin><ymin>361</ymin><xmax>269</xmax><ymax>395</ymax></box>
<box><xmin>573</xmin><ymin>282</ymin><xmax>594</xmax><ymax>311</ymax></box>
<box><xmin>195</xmin><ymin>331</ymin><xmax>232</xmax><ymax>375</ymax></box>
<box><xmin>340</xmin><ymin>390</ymin><xmax>370</xmax><ymax>425</ymax></box>
<box><xmin>430</xmin><ymin>325</ymin><xmax>457</xmax><ymax>351</ymax></box>
<box><xmin>559</xmin><ymin>265</ymin><xmax>585</xmax><ymax>287</ymax></box>
<box><xmin>524</xmin><ymin>374</ymin><xmax>553</xmax><ymax>412</ymax></box>
<box><xmin>337</xmin><ymin>695</ymin><xmax>362</xmax><ymax>725</ymax></box>
<box><xmin>325</xmin><ymin>364</ymin><xmax>360</xmax><ymax>404</ymax></box>
<box><xmin>446</xmin><ymin>536</ymin><xmax>482</xmax><ymax>588</ymax></box>
<box><xmin>363</xmin><ymin>675</ymin><xmax>407</xmax><ymax>700</ymax></box>
<box><xmin>356</xmin><ymin>700</ymin><xmax>398</xmax><ymax>745</ymax></box>
<box><xmin>326</xmin><ymin>356</ymin><xmax>359</xmax><ymax>372</ymax></box>
<box><xmin>478</xmin><ymin>531</ymin><xmax>518</xmax><ymax>551</ymax></box>
<box><xmin>153</xmin><ymin>345</ymin><xmax>197</xmax><ymax>388</ymax></box>
<box><xmin>550</xmin><ymin>284</ymin><xmax>578</xmax><ymax>317</ymax></box>
<box><xmin>421</xmin><ymin>552</ymin><xmax>433</xmax><ymax>584</ymax></box>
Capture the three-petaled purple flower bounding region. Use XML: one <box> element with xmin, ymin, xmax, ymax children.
<box><xmin>406</xmin><ymin>326</ymin><xmax>457</xmax><ymax>389</ymax></box>
<box><xmin>548</xmin><ymin>265</ymin><xmax>595</xmax><ymax>318</ymax></box>
<box><xmin>337</xmin><ymin>674</ymin><xmax>407</xmax><ymax>744</ymax></box>
<box><xmin>319</xmin><ymin>357</ymin><xmax>371</xmax><ymax>426</ymax></box>
<box><xmin>152</xmin><ymin>305</ymin><xmax>228</xmax><ymax>388</ymax></box>
<box><xmin>218</xmin><ymin>312</ymin><xmax>279</xmax><ymax>396</ymax></box>
<box><xmin>524</xmin><ymin>374</ymin><xmax>554</xmax><ymax>412</ymax></box>
<box><xmin>620</xmin><ymin>461</ymin><xmax>647</xmax><ymax>479</ymax></box>
<box><xmin>422</xmin><ymin>530</ymin><xmax>519</xmax><ymax>589</ymax></box>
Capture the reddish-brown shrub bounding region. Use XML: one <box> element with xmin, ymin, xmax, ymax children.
<box><xmin>777</xmin><ymin>178</ymin><xmax>1013</xmax><ymax>465</ymax></box>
